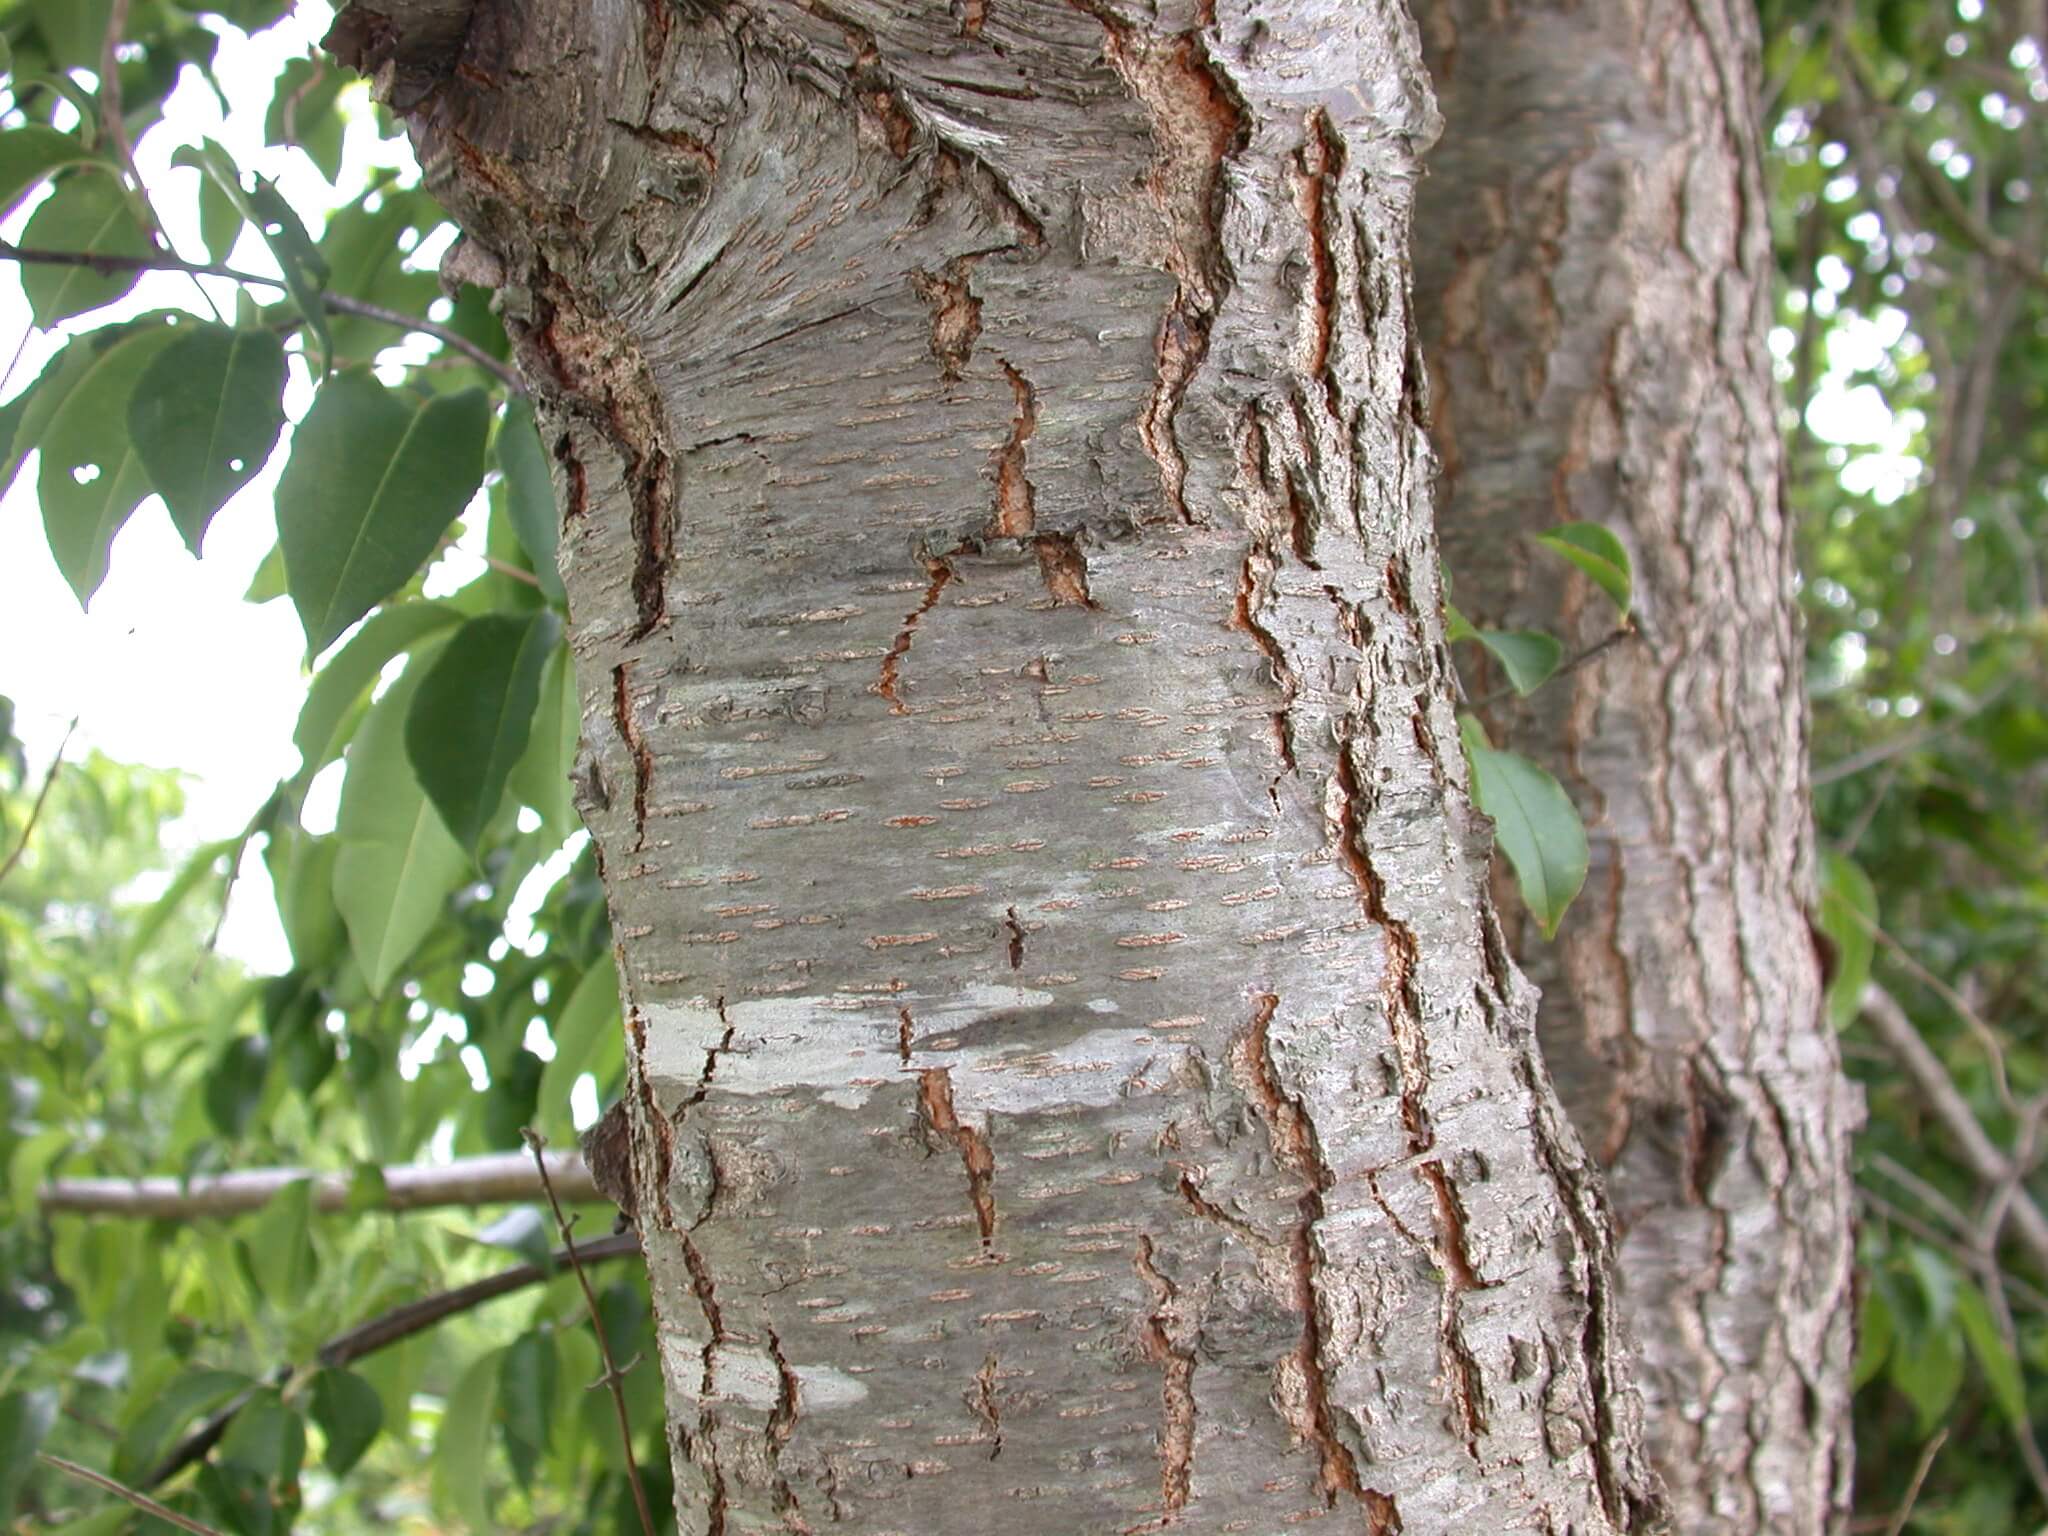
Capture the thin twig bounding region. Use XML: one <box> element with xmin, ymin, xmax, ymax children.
<box><xmin>1469</xmin><ymin>623</ymin><xmax>1637</xmax><ymax>709</ymax></box>
<box><xmin>1864</xmin><ymin>918</ymin><xmax>2017</xmax><ymax>1116</ymax></box>
<box><xmin>1880</xmin><ymin>1429</ymin><xmax>1948</xmax><ymax>1536</ymax></box>
<box><xmin>524</xmin><ymin>1129</ymin><xmax>658</xmax><ymax>1536</ymax></box>
<box><xmin>1859</xmin><ymin>982</ymin><xmax>2048</xmax><ymax>1268</ymax></box>
<box><xmin>0</xmin><ymin>242</ymin><xmax>526</xmax><ymax>394</ymax></box>
<box><xmin>1812</xmin><ymin>678</ymin><xmax>2014</xmax><ymax>786</ymax></box>
<box><xmin>38</xmin><ymin>1452</ymin><xmax>229</xmax><ymax>1536</ymax></box>
<box><xmin>0</xmin><ymin>718</ymin><xmax>75</xmax><ymax>885</ymax></box>
<box><xmin>1855</xmin><ymin>1189</ymin><xmax>2048</xmax><ymax>1309</ymax></box>
<box><xmin>144</xmin><ymin>1231</ymin><xmax>642</xmax><ymax>1489</ymax></box>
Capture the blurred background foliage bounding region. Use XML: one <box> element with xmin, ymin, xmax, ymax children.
<box><xmin>0</xmin><ymin>0</ymin><xmax>2042</xmax><ymax>1531</ymax></box>
<box><xmin>1762</xmin><ymin>0</ymin><xmax>2048</xmax><ymax>1526</ymax></box>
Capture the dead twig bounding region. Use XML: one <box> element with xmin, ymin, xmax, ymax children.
<box><xmin>524</xmin><ymin>1129</ymin><xmax>658</xmax><ymax>1536</ymax></box>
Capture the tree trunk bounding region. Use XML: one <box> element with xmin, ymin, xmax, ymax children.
<box><xmin>332</xmin><ymin>2</ymin><xmax>1662</xmax><ymax>1529</ymax></box>
<box><xmin>1411</xmin><ymin>0</ymin><xmax>1859</xmax><ymax>1530</ymax></box>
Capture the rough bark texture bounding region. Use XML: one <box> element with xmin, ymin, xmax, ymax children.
<box><xmin>1411</xmin><ymin>0</ymin><xmax>1859</xmax><ymax>1530</ymax></box>
<box><xmin>334</xmin><ymin>1</ymin><xmax>1663</xmax><ymax>1529</ymax></box>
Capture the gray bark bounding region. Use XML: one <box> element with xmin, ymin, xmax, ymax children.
<box><xmin>1411</xmin><ymin>0</ymin><xmax>1859</xmax><ymax>1530</ymax></box>
<box><xmin>333</xmin><ymin>1</ymin><xmax>1662</xmax><ymax>1529</ymax></box>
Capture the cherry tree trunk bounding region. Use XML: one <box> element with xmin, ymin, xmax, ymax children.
<box><xmin>1412</xmin><ymin>0</ymin><xmax>1860</xmax><ymax>1530</ymax></box>
<box><xmin>333</xmin><ymin>1</ymin><xmax>1663</xmax><ymax>1530</ymax></box>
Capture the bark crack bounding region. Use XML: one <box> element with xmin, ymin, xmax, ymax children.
<box><xmin>918</xmin><ymin>1066</ymin><xmax>998</xmax><ymax>1249</ymax></box>
<box><xmin>969</xmin><ymin>1352</ymin><xmax>1004</xmax><ymax>1461</ymax></box>
<box><xmin>1133</xmin><ymin>1236</ymin><xmax>1196</xmax><ymax>1512</ymax></box>
<box><xmin>875</xmin><ymin>557</ymin><xmax>954</xmax><ymax>715</ymax></box>
<box><xmin>1066</xmin><ymin>0</ymin><xmax>1243</xmax><ymax>524</ymax></box>
<box><xmin>1232</xmin><ymin>995</ymin><xmax>1368</xmax><ymax>1507</ymax></box>
<box><xmin>612</xmin><ymin>663</ymin><xmax>654</xmax><ymax>852</ymax></box>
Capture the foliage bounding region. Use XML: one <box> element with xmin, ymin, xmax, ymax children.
<box><xmin>1763</xmin><ymin>0</ymin><xmax>2048</xmax><ymax>1524</ymax></box>
<box><xmin>0</xmin><ymin>4</ymin><xmax>657</xmax><ymax>1530</ymax></box>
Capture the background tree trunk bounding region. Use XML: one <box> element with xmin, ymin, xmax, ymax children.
<box><xmin>1411</xmin><ymin>0</ymin><xmax>1860</xmax><ymax>1529</ymax></box>
<box><xmin>334</xmin><ymin>1</ymin><xmax>1663</xmax><ymax>1529</ymax></box>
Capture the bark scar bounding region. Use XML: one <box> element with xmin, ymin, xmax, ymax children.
<box><xmin>918</xmin><ymin>1066</ymin><xmax>998</xmax><ymax>1249</ymax></box>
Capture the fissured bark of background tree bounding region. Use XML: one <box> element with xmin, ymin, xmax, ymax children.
<box><xmin>331</xmin><ymin>1</ymin><xmax>1663</xmax><ymax>1530</ymax></box>
<box><xmin>1412</xmin><ymin>0</ymin><xmax>1859</xmax><ymax>1530</ymax></box>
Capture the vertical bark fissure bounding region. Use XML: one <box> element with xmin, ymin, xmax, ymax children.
<box><xmin>345</xmin><ymin>0</ymin><xmax>1664</xmax><ymax>1527</ymax></box>
<box><xmin>1414</xmin><ymin>0</ymin><xmax>1859</xmax><ymax>1526</ymax></box>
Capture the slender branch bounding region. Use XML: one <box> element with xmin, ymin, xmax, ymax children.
<box><xmin>1866</xmin><ymin>916</ymin><xmax>2017</xmax><ymax>1115</ymax></box>
<box><xmin>0</xmin><ymin>242</ymin><xmax>527</xmax><ymax>393</ymax></box>
<box><xmin>39</xmin><ymin>1453</ymin><xmax>229</xmax><ymax>1536</ymax></box>
<box><xmin>525</xmin><ymin>1129</ymin><xmax>658</xmax><ymax>1536</ymax></box>
<box><xmin>1469</xmin><ymin>622</ymin><xmax>1637</xmax><ymax>710</ymax></box>
<box><xmin>0</xmin><ymin>718</ymin><xmax>75</xmax><ymax>886</ymax></box>
<box><xmin>1812</xmin><ymin>678</ymin><xmax>2014</xmax><ymax>786</ymax></box>
<box><xmin>1859</xmin><ymin>982</ymin><xmax>2048</xmax><ymax>1271</ymax></box>
<box><xmin>144</xmin><ymin>1231</ymin><xmax>643</xmax><ymax>1489</ymax></box>
<box><xmin>1880</xmin><ymin>1430</ymin><xmax>1948</xmax><ymax>1536</ymax></box>
<box><xmin>40</xmin><ymin>1148</ymin><xmax>600</xmax><ymax>1218</ymax></box>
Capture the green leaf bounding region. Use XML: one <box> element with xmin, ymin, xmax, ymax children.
<box><xmin>475</xmin><ymin>1207</ymin><xmax>551</xmax><ymax>1268</ymax></box>
<box><xmin>407</xmin><ymin>611</ymin><xmax>563</xmax><ymax>852</ymax></box>
<box><xmin>123</xmin><ymin>835</ymin><xmax>235</xmax><ymax>965</ymax></box>
<box><xmin>539</xmin><ymin>963</ymin><xmax>622</xmax><ymax>1130</ymax></box>
<box><xmin>128</xmin><ymin>324</ymin><xmax>288</xmax><ymax>555</ymax></box>
<box><xmin>1954</xmin><ymin>1277</ymin><xmax>2028</xmax><ymax>1430</ymax></box>
<box><xmin>0</xmin><ymin>1390</ymin><xmax>57</xmax><ymax>1526</ymax></box>
<box><xmin>1853</xmin><ymin>1286</ymin><xmax>1893</xmax><ymax>1390</ymax></box>
<box><xmin>204</xmin><ymin>1035</ymin><xmax>270</xmax><ymax>1139</ymax></box>
<box><xmin>433</xmin><ymin>1347</ymin><xmax>502</xmax><ymax>1533</ymax></box>
<box><xmin>1817</xmin><ymin>850</ymin><xmax>1877</xmax><ymax>1029</ymax></box>
<box><xmin>276</xmin><ymin>372</ymin><xmax>490</xmax><ymax>657</ymax></box>
<box><xmin>0</xmin><ymin>125</ymin><xmax>103</xmax><ymax>218</ymax></box>
<box><xmin>497</xmin><ymin>1329</ymin><xmax>558</xmax><ymax>1488</ymax></box>
<box><xmin>1534</xmin><ymin>522</ymin><xmax>1633</xmax><ymax>618</ymax></box>
<box><xmin>332</xmin><ymin>645</ymin><xmax>471</xmax><ymax>994</ymax></box>
<box><xmin>115</xmin><ymin>1369</ymin><xmax>252</xmax><ymax>1484</ymax></box>
<box><xmin>173</xmin><ymin>141</ymin><xmax>331</xmax><ymax>369</ymax></box>
<box><xmin>262</xmin><ymin>821</ymin><xmax>347</xmax><ymax>969</ymax></box>
<box><xmin>246</xmin><ymin>1180</ymin><xmax>317</xmax><ymax>1300</ymax></box>
<box><xmin>308</xmin><ymin>1368</ymin><xmax>383</xmax><ymax>1477</ymax></box>
<box><xmin>19</xmin><ymin>172</ymin><xmax>152</xmax><ymax>326</ymax></box>
<box><xmin>29</xmin><ymin>0</ymin><xmax>113</xmax><ymax>71</ymax></box>
<box><xmin>1473</xmin><ymin>629</ymin><xmax>1564</xmax><ymax>696</ymax></box>
<box><xmin>1460</xmin><ymin>715</ymin><xmax>1589</xmax><ymax>938</ymax></box>
<box><xmin>263</xmin><ymin>971</ymin><xmax>336</xmax><ymax>1095</ymax></box>
<box><xmin>496</xmin><ymin>397</ymin><xmax>564</xmax><ymax>600</ymax></box>
<box><xmin>315</xmin><ymin>190</ymin><xmax>439</xmax><ymax>359</ymax></box>
<box><xmin>1890</xmin><ymin>1317</ymin><xmax>1966</xmax><ymax>1435</ymax></box>
<box><xmin>509</xmin><ymin>643</ymin><xmax>581</xmax><ymax>839</ymax></box>
<box><xmin>244</xmin><ymin>543</ymin><xmax>287</xmax><ymax>603</ymax></box>
<box><xmin>217</xmin><ymin>1389</ymin><xmax>305</xmax><ymax>1484</ymax></box>
<box><xmin>35</xmin><ymin>317</ymin><xmax>184</xmax><ymax>603</ymax></box>
<box><xmin>263</xmin><ymin>56</ymin><xmax>345</xmax><ymax>182</ymax></box>
<box><xmin>291</xmin><ymin>599</ymin><xmax>464</xmax><ymax>780</ymax></box>
<box><xmin>1442</xmin><ymin>599</ymin><xmax>1477</xmax><ymax>645</ymax></box>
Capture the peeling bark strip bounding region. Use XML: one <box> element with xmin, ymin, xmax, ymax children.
<box><xmin>1414</xmin><ymin>0</ymin><xmax>1860</xmax><ymax>1528</ymax></box>
<box><xmin>335</xmin><ymin>0</ymin><xmax>1660</xmax><ymax>1529</ymax></box>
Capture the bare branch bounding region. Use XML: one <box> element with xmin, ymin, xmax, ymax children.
<box><xmin>40</xmin><ymin>1149</ymin><xmax>599</xmax><ymax>1219</ymax></box>
<box><xmin>39</xmin><ymin>1453</ymin><xmax>228</xmax><ymax>1536</ymax></box>
<box><xmin>0</xmin><ymin>718</ymin><xmax>75</xmax><ymax>886</ymax></box>
<box><xmin>1860</xmin><ymin>982</ymin><xmax>2048</xmax><ymax>1271</ymax></box>
<box><xmin>0</xmin><ymin>241</ymin><xmax>527</xmax><ymax>393</ymax></box>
